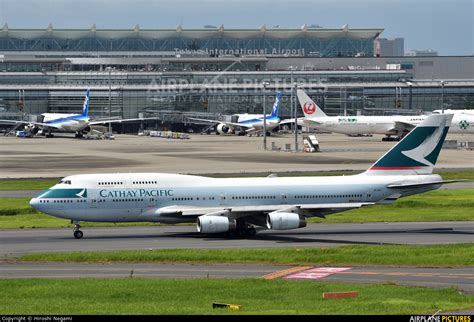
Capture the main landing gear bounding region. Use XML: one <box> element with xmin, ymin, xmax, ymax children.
<box><xmin>382</xmin><ymin>136</ymin><xmax>401</xmax><ymax>142</ymax></box>
<box><xmin>226</xmin><ymin>223</ymin><xmax>257</xmax><ymax>238</ymax></box>
<box><xmin>72</xmin><ymin>221</ymin><xmax>83</xmax><ymax>239</ymax></box>
<box><xmin>46</xmin><ymin>129</ymin><xmax>54</xmax><ymax>138</ymax></box>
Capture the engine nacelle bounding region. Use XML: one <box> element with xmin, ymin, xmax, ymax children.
<box><xmin>25</xmin><ymin>124</ymin><xmax>39</xmax><ymax>135</ymax></box>
<box><xmin>266</xmin><ymin>212</ymin><xmax>306</xmax><ymax>230</ymax></box>
<box><xmin>197</xmin><ymin>216</ymin><xmax>236</xmax><ymax>234</ymax></box>
<box><xmin>216</xmin><ymin>123</ymin><xmax>231</xmax><ymax>135</ymax></box>
<box><xmin>82</xmin><ymin>126</ymin><xmax>91</xmax><ymax>134</ymax></box>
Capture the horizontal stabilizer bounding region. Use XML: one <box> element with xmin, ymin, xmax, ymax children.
<box><xmin>387</xmin><ymin>179</ymin><xmax>466</xmax><ymax>189</ymax></box>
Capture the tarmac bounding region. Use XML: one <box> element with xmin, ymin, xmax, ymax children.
<box><xmin>2</xmin><ymin>222</ymin><xmax>473</xmax><ymax>257</ymax></box>
<box><xmin>0</xmin><ymin>132</ymin><xmax>473</xmax><ymax>178</ymax></box>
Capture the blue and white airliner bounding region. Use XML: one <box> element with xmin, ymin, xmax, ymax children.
<box><xmin>30</xmin><ymin>113</ymin><xmax>458</xmax><ymax>239</ymax></box>
<box><xmin>0</xmin><ymin>89</ymin><xmax>155</xmax><ymax>138</ymax></box>
<box><xmin>188</xmin><ymin>92</ymin><xmax>281</xmax><ymax>135</ymax></box>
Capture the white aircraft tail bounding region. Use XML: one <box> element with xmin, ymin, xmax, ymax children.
<box><xmin>297</xmin><ymin>89</ymin><xmax>328</xmax><ymax>118</ymax></box>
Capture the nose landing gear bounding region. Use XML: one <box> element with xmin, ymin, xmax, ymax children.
<box><xmin>72</xmin><ymin>221</ymin><xmax>83</xmax><ymax>239</ymax></box>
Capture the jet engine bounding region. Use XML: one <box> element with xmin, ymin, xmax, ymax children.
<box><xmin>23</xmin><ymin>124</ymin><xmax>39</xmax><ymax>135</ymax></box>
<box><xmin>266</xmin><ymin>212</ymin><xmax>306</xmax><ymax>230</ymax></box>
<box><xmin>81</xmin><ymin>126</ymin><xmax>91</xmax><ymax>134</ymax></box>
<box><xmin>197</xmin><ymin>216</ymin><xmax>236</xmax><ymax>234</ymax></box>
<box><xmin>216</xmin><ymin>124</ymin><xmax>231</xmax><ymax>135</ymax></box>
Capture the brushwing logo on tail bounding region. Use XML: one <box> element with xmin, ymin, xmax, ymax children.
<box><xmin>303</xmin><ymin>102</ymin><xmax>316</xmax><ymax>115</ymax></box>
<box><xmin>401</xmin><ymin>117</ymin><xmax>446</xmax><ymax>167</ymax></box>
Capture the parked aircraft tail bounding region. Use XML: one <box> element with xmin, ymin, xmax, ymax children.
<box><xmin>81</xmin><ymin>89</ymin><xmax>90</xmax><ymax>117</ymax></box>
<box><xmin>297</xmin><ymin>89</ymin><xmax>328</xmax><ymax>118</ymax></box>
<box><xmin>270</xmin><ymin>92</ymin><xmax>281</xmax><ymax>118</ymax></box>
<box><xmin>363</xmin><ymin>114</ymin><xmax>453</xmax><ymax>176</ymax></box>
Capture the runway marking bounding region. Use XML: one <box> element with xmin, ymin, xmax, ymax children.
<box><xmin>335</xmin><ymin>271</ymin><xmax>474</xmax><ymax>279</ymax></box>
<box><xmin>262</xmin><ymin>266</ymin><xmax>312</xmax><ymax>280</ymax></box>
<box><xmin>284</xmin><ymin>267</ymin><xmax>352</xmax><ymax>280</ymax></box>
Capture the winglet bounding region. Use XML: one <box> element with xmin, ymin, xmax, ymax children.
<box><xmin>363</xmin><ymin>114</ymin><xmax>453</xmax><ymax>176</ymax></box>
<box><xmin>81</xmin><ymin>89</ymin><xmax>90</xmax><ymax>117</ymax></box>
<box><xmin>297</xmin><ymin>89</ymin><xmax>328</xmax><ymax>118</ymax></box>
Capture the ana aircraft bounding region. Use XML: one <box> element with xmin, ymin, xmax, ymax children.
<box><xmin>188</xmin><ymin>92</ymin><xmax>281</xmax><ymax>135</ymax></box>
<box><xmin>0</xmin><ymin>89</ymin><xmax>156</xmax><ymax>138</ymax></box>
<box><xmin>296</xmin><ymin>89</ymin><xmax>425</xmax><ymax>140</ymax></box>
<box><xmin>30</xmin><ymin>113</ymin><xmax>456</xmax><ymax>239</ymax></box>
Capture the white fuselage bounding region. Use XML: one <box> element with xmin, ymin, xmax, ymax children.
<box><xmin>235</xmin><ymin>113</ymin><xmax>280</xmax><ymax>131</ymax></box>
<box><xmin>30</xmin><ymin>172</ymin><xmax>441</xmax><ymax>224</ymax></box>
<box><xmin>303</xmin><ymin>114</ymin><xmax>474</xmax><ymax>135</ymax></box>
<box><xmin>41</xmin><ymin>113</ymin><xmax>89</xmax><ymax>132</ymax></box>
<box><xmin>447</xmin><ymin>113</ymin><xmax>474</xmax><ymax>134</ymax></box>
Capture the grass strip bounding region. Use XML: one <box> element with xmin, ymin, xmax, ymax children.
<box><xmin>18</xmin><ymin>244</ymin><xmax>474</xmax><ymax>267</ymax></box>
<box><xmin>1</xmin><ymin>278</ymin><xmax>472</xmax><ymax>315</ymax></box>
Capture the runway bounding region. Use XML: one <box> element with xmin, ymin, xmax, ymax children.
<box><xmin>1</xmin><ymin>262</ymin><xmax>472</xmax><ymax>292</ymax></box>
<box><xmin>2</xmin><ymin>222</ymin><xmax>473</xmax><ymax>257</ymax></box>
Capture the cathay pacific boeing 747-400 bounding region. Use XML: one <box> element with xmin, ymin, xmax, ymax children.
<box><xmin>30</xmin><ymin>114</ymin><xmax>457</xmax><ymax>239</ymax></box>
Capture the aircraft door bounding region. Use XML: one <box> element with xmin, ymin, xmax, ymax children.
<box><xmin>280</xmin><ymin>192</ymin><xmax>288</xmax><ymax>204</ymax></box>
<box><xmin>220</xmin><ymin>193</ymin><xmax>228</xmax><ymax>206</ymax></box>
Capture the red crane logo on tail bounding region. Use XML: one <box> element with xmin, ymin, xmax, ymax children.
<box><xmin>303</xmin><ymin>102</ymin><xmax>316</xmax><ymax>115</ymax></box>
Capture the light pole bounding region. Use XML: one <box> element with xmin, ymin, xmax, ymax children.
<box><xmin>288</xmin><ymin>66</ymin><xmax>295</xmax><ymax>134</ymax></box>
<box><xmin>440</xmin><ymin>80</ymin><xmax>445</xmax><ymax>114</ymax></box>
<box><xmin>262</xmin><ymin>81</ymin><xmax>270</xmax><ymax>150</ymax></box>
<box><xmin>294</xmin><ymin>83</ymin><xmax>298</xmax><ymax>152</ymax></box>
<box><xmin>406</xmin><ymin>81</ymin><xmax>413</xmax><ymax>110</ymax></box>
<box><xmin>107</xmin><ymin>67</ymin><xmax>112</xmax><ymax>133</ymax></box>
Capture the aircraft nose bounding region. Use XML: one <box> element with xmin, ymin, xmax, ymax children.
<box><xmin>29</xmin><ymin>198</ymin><xmax>39</xmax><ymax>210</ymax></box>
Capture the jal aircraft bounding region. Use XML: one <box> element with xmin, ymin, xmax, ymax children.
<box><xmin>296</xmin><ymin>89</ymin><xmax>427</xmax><ymax>140</ymax></box>
<box><xmin>297</xmin><ymin>89</ymin><xmax>474</xmax><ymax>138</ymax></box>
<box><xmin>432</xmin><ymin>109</ymin><xmax>474</xmax><ymax>134</ymax></box>
<box><xmin>0</xmin><ymin>89</ymin><xmax>155</xmax><ymax>138</ymax></box>
<box><xmin>188</xmin><ymin>92</ymin><xmax>281</xmax><ymax>135</ymax></box>
<box><xmin>30</xmin><ymin>113</ymin><xmax>456</xmax><ymax>239</ymax></box>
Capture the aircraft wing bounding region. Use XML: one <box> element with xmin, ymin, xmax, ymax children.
<box><xmin>279</xmin><ymin>117</ymin><xmax>305</xmax><ymax>126</ymax></box>
<box><xmin>186</xmin><ymin>117</ymin><xmax>254</xmax><ymax>129</ymax></box>
<box><xmin>0</xmin><ymin>119</ymin><xmax>62</xmax><ymax>129</ymax></box>
<box><xmin>392</xmin><ymin>121</ymin><xmax>416</xmax><ymax>133</ymax></box>
<box><xmin>143</xmin><ymin>202</ymin><xmax>374</xmax><ymax>220</ymax></box>
<box><xmin>88</xmin><ymin>117</ymin><xmax>158</xmax><ymax>125</ymax></box>
<box><xmin>302</xmin><ymin>118</ymin><xmax>323</xmax><ymax>126</ymax></box>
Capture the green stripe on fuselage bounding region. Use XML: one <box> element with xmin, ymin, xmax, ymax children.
<box><xmin>37</xmin><ymin>189</ymin><xmax>87</xmax><ymax>199</ymax></box>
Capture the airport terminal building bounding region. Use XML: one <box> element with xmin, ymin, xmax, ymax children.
<box><xmin>0</xmin><ymin>25</ymin><xmax>473</xmax><ymax>132</ymax></box>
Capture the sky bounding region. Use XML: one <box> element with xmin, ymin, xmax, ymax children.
<box><xmin>0</xmin><ymin>0</ymin><xmax>472</xmax><ymax>55</ymax></box>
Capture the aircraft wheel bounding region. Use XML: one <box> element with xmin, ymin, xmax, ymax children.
<box><xmin>73</xmin><ymin>230</ymin><xmax>83</xmax><ymax>239</ymax></box>
<box><xmin>247</xmin><ymin>226</ymin><xmax>257</xmax><ymax>237</ymax></box>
